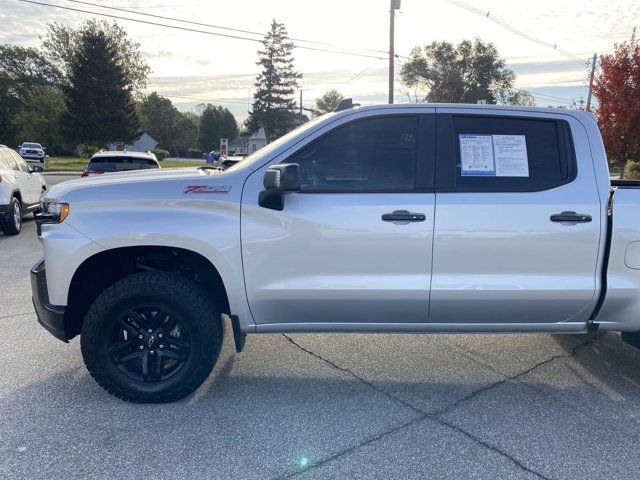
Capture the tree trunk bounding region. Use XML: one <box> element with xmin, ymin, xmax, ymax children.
<box><xmin>619</xmin><ymin>160</ymin><xmax>627</xmax><ymax>180</ymax></box>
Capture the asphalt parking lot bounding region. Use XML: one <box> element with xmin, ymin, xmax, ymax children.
<box><xmin>1</xmin><ymin>174</ymin><xmax>640</xmax><ymax>479</ymax></box>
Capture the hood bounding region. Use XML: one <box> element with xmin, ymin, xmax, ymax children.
<box><xmin>45</xmin><ymin>166</ymin><xmax>225</xmax><ymax>200</ymax></box>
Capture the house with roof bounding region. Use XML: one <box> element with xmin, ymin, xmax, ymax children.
<box><xmin>107</xmin><ymin>131</ymin><xmax>159</xmax><ymax>152</ymax></box>
<box><xmin>228</xmin><ymin>128</ymin><xmax>267</xmax><ymax>155</ymax></box>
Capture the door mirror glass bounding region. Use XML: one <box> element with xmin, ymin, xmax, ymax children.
<box><xmin>259</xmin><ymin>163</ymin><xmax>300</xmax><ymax>210</ymax></box>
<box><xmin>31</xmin><ymin>165</ymin><xmax>44</xmax><ymax>173</ymax></box>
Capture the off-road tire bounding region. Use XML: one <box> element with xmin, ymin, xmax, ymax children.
<box><xmin>81</xmin><ymin>271</ymin><xmax>222</xmax><ymax>403</ymax></box>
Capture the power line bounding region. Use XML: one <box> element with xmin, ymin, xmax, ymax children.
<box><xmin>444</xmin><ymin>0</ymin><xmax>589</xmax><ymax>67</ymax></box>
<box><xmin>65</xmin><ymin>0</ymin><xmax>391</xmax><ymax>56</ymax></box>
<box><xmin>16</xmin><ymin>0</ymin><xmax>387</xmax><ymax>60</ymax></box>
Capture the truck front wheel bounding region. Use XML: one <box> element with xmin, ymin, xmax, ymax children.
<box><xmin>80</xmin><ymin>272</ymin><xmax>222</xmax><ymax>403</ymax></box>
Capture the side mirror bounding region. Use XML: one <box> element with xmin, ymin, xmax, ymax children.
<box><xmin>30</xmin><ymin>165</ymin><xmax>44</xmax><ymax>173</ymax></box>
<box><xmin>258</xmin><ymin>163</ymin><xmax>300</xmax><ymax>211</ymax></box>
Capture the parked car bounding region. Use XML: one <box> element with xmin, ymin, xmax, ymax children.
<box><xmin>19</xmin><ymin>142</ymin><xmax>46</xmax><ymax>163</ymax></box>
<box><xmin>0</xmin><ymin>144</ymin><xmax>46</xmax><ymax>235</ymax></box>
<box><xmin>215</xmin><ymin>155</ymin><xmax>245</xmax><ymax>170</ymax></box>
<box><xmin>81</xmin><ymin>150</ymin><xmax>160</xmax><ymax>177</ymax></box>
<box><xmin>32</xmin><ymin>102</ymin><xmax>640</xmax><ymax>403</ymax></box>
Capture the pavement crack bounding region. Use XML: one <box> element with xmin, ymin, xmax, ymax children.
<box><xmin>283</xmin><ymin>334</ymin><xmax>423</xmax><ymax>415</ymax></box>
<box><xmin>433</xmin><ymin>335</ymin><xmax>600</xmax><ymax>418</ymax></box>
<box><xmin>430</xmin><ymin>416</ymin><xmax>553</xmax><ymax>480</ymax></box>
<box><xmin>282</xmin><ymin>334</ymin><xmax>600</xmax><ymax>480</ymax></box>
<box><xmin>275</xmin><ymin>414</ymin><xmax>429</xmax><ymax>480</ymax></box>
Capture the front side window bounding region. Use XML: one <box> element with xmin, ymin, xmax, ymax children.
<box><xmin>285</xmin><ymin>116</ymin><xmax>419</xmax><ymax>192</ymax></box>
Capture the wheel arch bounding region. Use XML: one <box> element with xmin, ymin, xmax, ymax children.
<box><xmin>65</xmin><ymin>245</ymin><xmax>231</xmax><ymax>339</ymax></box>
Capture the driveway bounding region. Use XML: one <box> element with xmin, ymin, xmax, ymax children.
<box><xmin>1</xmin><ymin>204</ymin><xmax>639</xmax><ymax>479</ymax></box>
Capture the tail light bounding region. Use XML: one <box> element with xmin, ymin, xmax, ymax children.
<box><xmin>81</xmin><ymin>170</ymin><xmax>101</xmax><ymax>177</ymax></box>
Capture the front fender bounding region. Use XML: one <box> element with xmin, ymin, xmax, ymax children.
<box><xmin>56</xmin><ymin>197</ymin><xmax>251</xmax><ymax>329</ymax></box>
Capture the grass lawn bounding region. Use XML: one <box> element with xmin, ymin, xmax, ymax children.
<box><xmin>45</xmin><ymin>157</ymin><xmax>204</xmax><ymax>171</ymax></box>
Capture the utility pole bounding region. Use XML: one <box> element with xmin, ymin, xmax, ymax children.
<box><xmin>586</xmin><ymin>53</ymin><xmax>597</xmax><ymax>111</ymax></box>
<box><xmin>299</xmin><ymin>89</ymin><xmax>303</xmax><ymax>124</ymax></box>
<box><xmin>388</xmin><ymin>0</ymin><xmax>401</xmax><ymax>104</ymax></box>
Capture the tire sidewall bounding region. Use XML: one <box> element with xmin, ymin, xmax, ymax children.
<box><xmin>82</xmin><ymin>274</ymin><xmax>219</xmax><ymax>401</ymax></box>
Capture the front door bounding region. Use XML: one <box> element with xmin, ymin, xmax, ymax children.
<box><xmin>241</xmin><ymin>113</ymin><xmax>436</xmax><ymax>328</ymax></box>
<box><xmin>430</xmin><ymin>110</ymin><xmax>602</xmax><ymax>326</ymax></box>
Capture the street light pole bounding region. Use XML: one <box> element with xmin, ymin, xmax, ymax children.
<box><xmin>388</xmin><ymin>0</ymin><xmax>401</xmax><ymax>104</ymax></box>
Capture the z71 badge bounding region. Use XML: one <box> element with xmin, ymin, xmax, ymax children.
<box><xmin>184</xmin><ymin>185</ymin><xmax>232</xmax><ymax>194</ymax></box>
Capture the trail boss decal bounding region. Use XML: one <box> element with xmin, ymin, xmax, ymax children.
<box><xmin>184</xmin><ymin>185</ymin><xmax>232</xmax><ymax>194</ymax></box>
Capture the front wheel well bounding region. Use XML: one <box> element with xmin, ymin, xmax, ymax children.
<box><xmin>65</xmin><ymin>246</ymin><xmax>230</xmax><ymax>339</ymax></box>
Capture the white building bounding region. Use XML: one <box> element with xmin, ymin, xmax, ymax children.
<box><xmin>228</xmin><ymin>128</ymin><xmax>267</xmax><ymax>155</ymax></box>
<box><xmin>107</xmin><ymin>131</ymin><xmax>159</xmax><ymax>152</ymax></box>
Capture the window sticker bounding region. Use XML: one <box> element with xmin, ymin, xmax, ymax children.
<box><xmin>492</xmin><ymin>135</ymin><xmax>529</xmax><ymax>177</ymax></box>
<box><xmin>459</xmin><ymin>134</ymin><xmax>495</xmax><ymax>176</ymax></box>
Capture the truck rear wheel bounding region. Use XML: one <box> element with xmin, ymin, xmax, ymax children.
<box><xmin>80</xmin><ymin>272</ymin><xmax>222</xmax><ymax>403</ymax></box>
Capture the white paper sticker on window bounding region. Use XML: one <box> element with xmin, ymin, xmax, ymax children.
<box><xmin>492</xmin><ymin>135</ymin><xmax>529</xmax><ymax>177</ymax></box>
<box><xmin>459</xmin><ymin>134</ymin><xmax>495</xmax><ymax>176</ymax></box>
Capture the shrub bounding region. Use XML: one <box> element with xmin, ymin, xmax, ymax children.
<box><xmin>187</xmin><ymin>148</ymin><xmax>203</xmax><ymax>159</ymax></box>
<box><xmin>626</xmin><ymin>161</ymin><xmax>640</xmax><ymax>179</ymax></box>
<box><xmin>152</xmin><ymin>148</ymin><xmax>169</xmax><ymax>161</ymax></box>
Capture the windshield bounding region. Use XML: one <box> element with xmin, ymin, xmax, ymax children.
<box><xmin>23</xmin><ymin>143</ymin><xmax>42</xmax><ymax>149</ymax></box>
<box><xmin>223</xmin><ymin>112</ymin><xmax>333</xmax><ymax>172</ymax></box>
<box><xmin>87</xmin><ymin>156</ymin><xmax>158</xmax><ymax>173</ymax></box>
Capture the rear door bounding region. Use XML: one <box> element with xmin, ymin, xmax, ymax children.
<box><xmin>430</xmin><ymin>109</ymin><xmax>601</xmax><ymax>327</ymax></box>
<box><xmin>241</xmin><ymin>111</ymin><xmax>437</xmax><ymax>328</ymax></box>
<box><xmin>9</xmin><ymin>151</ymin><xmax>40</xmax><ymax>206</ymax></box>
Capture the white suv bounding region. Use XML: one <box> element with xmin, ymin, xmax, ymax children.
<box><xmin>0</xmin><ymin>145</ymin><xmax>47</xmax><ymax>235</ymax></box>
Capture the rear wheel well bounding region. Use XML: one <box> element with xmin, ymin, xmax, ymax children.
<box><xmin>12</xmin><ymin>191</ymin><xmax>21</xmax><ymax>202</ymax></box>
<box><xmin>66</xmin><ymin>246</ymin><xmax>230</xmax><ymax>339</ymax></box>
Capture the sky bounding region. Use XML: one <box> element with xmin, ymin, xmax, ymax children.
<box><xmin>1</xmin><ymin>0</ymin><xmax>638</xmax><ymax>120</ymax></box>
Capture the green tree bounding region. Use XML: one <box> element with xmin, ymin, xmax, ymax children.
<box><xmin>174</xmin><ymin>111</ymin><xmax>200</xmax><ymax>154</ymax></box>
<box><xmin>14</xmin><ymin>86</ymin><xmax>66</xmax><ymax>153</ymax></box>
<box><xmin>245</xmin><ymin>20</ymin><xmax>302</xmax><ymax>142</ymax></box>
<box><xmin>139</xmin><ymin>92</ymin><xmax>181</xmax><ymax>148</ymax></box>
<box><xmin>400</xmin><ymin>38</ymin><xmax>515</xmax><ymax>104</ymax></box>
<box><xmin>61</xmin><ymin>28</ymin><xmax>140</xmax><ymax>146</ymax></box>
<box><xmin>41</xmin><ymin>20</ymin><xmax>150</xmax><ymax>94</ymax></box>
<box><xmin>506</xmin><ymin>90</ymin><xmax>537</xmax><ymax>107</ymax></box>
<box><xmin>198</xmin><ymin>105</ymin><xmax>238</xmax><ymax>151</ymax></box>
<box><xmin>314</xmin><ymin>89</ymin><xmax>344</xmax><ymax>115</ymax></box>
<box><xmin>0</xmin><ymin>44</ymin><xmax>62</xmax><ymax>146</ymax></box>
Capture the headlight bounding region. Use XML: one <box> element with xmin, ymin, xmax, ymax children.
<box><xmin>41</xmin><ymin>201</ymin><xmax>70</xmax><ymax>223</ymax></box>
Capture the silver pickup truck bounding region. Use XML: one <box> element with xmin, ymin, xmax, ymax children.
<box><xmin>31</xmin><ymin>103</ymin><xmax>640</xmax><ymax>403</ymax></box>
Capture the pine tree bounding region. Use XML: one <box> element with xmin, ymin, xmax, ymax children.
<box><xmin>61</xmin><ymin>28</ymin><xmax>140</xmax><ymax>146</ymax></box>
<box><xmin>245</xmin><ymin>20</ymin><xmax>302</xmax><ymax>142</ymax></box>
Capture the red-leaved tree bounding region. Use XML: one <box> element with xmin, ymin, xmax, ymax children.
<box><xmin>592</xmin><ymin>30</ymin><xmax>640</xmax><ymax>179</ymax></box>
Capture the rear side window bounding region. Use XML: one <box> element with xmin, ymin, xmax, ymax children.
<box><xmin>10</xmin><ymin>151</ymin><xmax>31</xmax><ymax>172</ymax></box>
<box><xmin>284</xmin><ymin>116</ymin><xmax>419</xmax><ymax>192</ymax></box>
<box><xmin>438</xmin><ymin>115</ymin><xmax>576</xmax><ymax>192</ymax></box>
<box><xmin>88</xmin><ymin>156</ymin><xmax>158</xmax><ymax>173</ymax></box>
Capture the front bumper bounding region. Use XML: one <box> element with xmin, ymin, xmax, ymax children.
<box><xmin>31</xmin><ymin>259</ymin><xmax>68</xmax><ymax>342</ymax></box>
<box><xmin>21</xmin><ymin>153</ymin><xmax>45</xmax><ymax>161</ymax></box>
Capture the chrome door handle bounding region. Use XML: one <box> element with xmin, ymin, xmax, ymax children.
<box><xmin>381</xmin><ymin>210</ymin><xmax>426</xmax><ymax>222</ymax></box>
<box><xmin>550</xmin><ymin>211</ymin><xmax>592</xmax><ymax>223</ymax></box>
